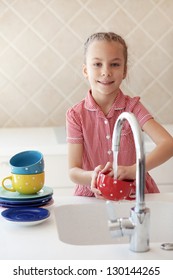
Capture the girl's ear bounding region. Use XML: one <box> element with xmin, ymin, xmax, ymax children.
<box><xmin>123</xmin><ymin>65</ymin><xmax>127</xmax><ymax>79</ymax></box>
<box><xmin>82</xmin><ymin>64</ymin><xmax>88</xmax><ymax>79</ymax></box>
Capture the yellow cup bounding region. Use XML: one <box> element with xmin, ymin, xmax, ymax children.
<box><xmin>2</xmin><ymin>172</ymin><xmax>45</xmax><ymax>195</ymax></box>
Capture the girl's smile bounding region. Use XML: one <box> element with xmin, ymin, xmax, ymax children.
<box><xmin>97</xmin><ymin>80</ymin><xmax>114</xmax><ymax>85</ymax></box>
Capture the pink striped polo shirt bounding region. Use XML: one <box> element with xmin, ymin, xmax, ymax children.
<box><xmin>66</xmin><ymin>90</ymin><xmax>159</xmax><ymax>196</ymax></box>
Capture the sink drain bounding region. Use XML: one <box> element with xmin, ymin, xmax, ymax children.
<box><xmin>160</xmin><ymin>243</ymin><xmax>173</xmax><ymax>250</ymax></box>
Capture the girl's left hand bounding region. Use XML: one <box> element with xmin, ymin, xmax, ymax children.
<box><xmin>116</xmin><ymin>165</ymin><xmax>136</xmax><ymax>181</ymax></box>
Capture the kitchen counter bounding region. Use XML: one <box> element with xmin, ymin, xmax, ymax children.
<box><xmin>1</xmin><ymin>193</ymin><xmax>173</xmax><ymax>260</ymax></box>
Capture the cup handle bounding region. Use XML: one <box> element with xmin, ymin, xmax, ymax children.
<box><xmin>1</xmin><ymin>176</ymin><xmax>16</xmax><ymax>192</ymax></box>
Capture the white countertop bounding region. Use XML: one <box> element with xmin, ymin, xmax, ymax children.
<box><xmin>1</xmin><ymin>193</ymin><xmax>173</xmax><ymax>260</ymax></box>
<box><xmin>0</xmin><ymin>127</ymin><xmax>67</xmax><ymax>156</ymax></box>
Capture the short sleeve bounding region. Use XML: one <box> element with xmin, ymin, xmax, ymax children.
<box><xmin>66</xmin><ymin>108</ymin><xmax>84</xmax><ymax>144</ymax></box>
<box><xmin>128</xmin><ymin>97</ymin><xmax>153</xmax><ymax>128</ymax></box>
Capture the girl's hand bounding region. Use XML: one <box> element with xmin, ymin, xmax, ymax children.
<box><xmin>116</xmin><ymin>165</ymin><xmax>136</xmax><ymax>181</ymax></box>
<box><xmin>90</xmin><ymin>162</ymin><xmax>113</xmax><ymax>199</ymax></box>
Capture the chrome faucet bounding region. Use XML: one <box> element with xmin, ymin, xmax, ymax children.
<box><xmin>107</xmin><ymin>112</ymin><xmax>150</xmax><ymax>252</ymax></box>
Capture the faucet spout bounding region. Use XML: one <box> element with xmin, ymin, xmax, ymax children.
<box><xmin>107</xmin><ymin>112</ymin><xmax>150</xmax><ymax>252</ymax></box>
<box><xmin>112</xmin><ymin>112</ymin><xmax>145</xmax><ymax>212</ymax></box>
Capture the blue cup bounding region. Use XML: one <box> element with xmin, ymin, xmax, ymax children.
<box><xmin>9</xmin><ymin>150</ymin><xmax>44</xmax><ymax>175</ymax></box>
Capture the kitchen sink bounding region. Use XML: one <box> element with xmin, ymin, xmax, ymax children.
<box><xmin>54</xmin><ymin>200</ymin><xmax>173</xmax><ymax>246</ymax></box>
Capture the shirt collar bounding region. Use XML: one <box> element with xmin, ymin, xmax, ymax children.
<box><xmin>84</xmin><ymin>89</ymin><xmax>126</xmax><ymax>113</ymax></box>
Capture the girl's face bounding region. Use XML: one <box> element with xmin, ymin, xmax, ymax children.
<box><xmin>83</xmin><ymin>40</ymin><xmax>127</xmax><ymax>99</ymax></box>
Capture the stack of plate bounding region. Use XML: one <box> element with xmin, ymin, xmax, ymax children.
<box><xmin>0</xmin><ymin>186</ymin><xmax>53</xmax><ymax>208</ymax></box>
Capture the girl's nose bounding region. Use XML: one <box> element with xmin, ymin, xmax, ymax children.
<box><xmin>101</xmin><ymin>66</ymin><xmax>111</xmax><ymax>77</ymax></box>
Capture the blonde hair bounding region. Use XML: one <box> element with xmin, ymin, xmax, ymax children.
<box><xmin>84</xmin><ymin>32</ymin><xmax>128</xmax><ymax>66</ymax></box>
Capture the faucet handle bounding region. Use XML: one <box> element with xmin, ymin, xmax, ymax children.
<box><xmin>106</xmin><ymin>200</ymin><xmax>123</xmax><ymax>237</ymax></box>
<box><xmin>106</xmin><ymin>200</ymin><xmax>117</xmax><ymax>221</ymax></box>
<box><xmin>106</xmin><ymin>200</ymin><xmax>135</xmax><ymax>238</ymax></box>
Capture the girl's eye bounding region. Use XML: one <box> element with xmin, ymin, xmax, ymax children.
<box><xmin>111</xmin><ymin>63</ymin><xmax>120</xmax><ymax>67</ymax></box>
<box><xmin>93</xmin><ymin>63</ymin><xmax>102</xmax><ymax>67</ymax></box>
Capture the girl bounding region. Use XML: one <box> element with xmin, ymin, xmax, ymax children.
<box><xmin>66</xmin><ymin>32</ymin><xmax>173</xmax><ymax>198</ymax></box>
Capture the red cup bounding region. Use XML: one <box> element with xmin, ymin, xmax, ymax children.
<box><xmin>96</xmin><ymin>172</ymin><xmax>136</xmax><ymax>201</ymax></box>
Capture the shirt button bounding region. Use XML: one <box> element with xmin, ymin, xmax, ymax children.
<box><xmin>107</xmin><ymin>150</ymin><xmax>112</xmax><ymax>155</ymax></box>
<box><xmin>104</xmin><ymin>120</ymin><xmax>108</xmax><ymax>124</ymax></box>
<box><xmin>106</xmin><ymin>135</ymin><xmax>110</xmax><ymax>140</ymax></box>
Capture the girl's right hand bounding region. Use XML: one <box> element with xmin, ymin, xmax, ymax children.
<box><xmin>90</xmin><ymin>162</ymin><xmax>114</xmax><ymax>199</ymax></box>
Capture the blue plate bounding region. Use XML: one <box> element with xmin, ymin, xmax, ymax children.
<box><xmin>0</xmin><ymin>197</ymin><xmax>53</xmax><ymax>208</ymax></box>
<box><xmin>0</xmin><ymin>194</ymin><xmax>52</xmax><ymax>204</ymax></box>
<box><xmin>1</xmin><ymin>207</ymin><xmax>50</xmax><ymax>224</ymax></box>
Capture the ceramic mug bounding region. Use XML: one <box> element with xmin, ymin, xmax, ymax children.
<box><xmin>1</xmin><ymin>172</ymin><xmax>45</xmax><ymax>195</ymax></box>
<box><xmin>9</xmin><ymin>150</ymin><xmax>44</xmax><ymax>175</ymax></box>
<box><xmin>96</xmin><ymin>172</ymin><xmax>136</xmax><ymax>201</ymax></box>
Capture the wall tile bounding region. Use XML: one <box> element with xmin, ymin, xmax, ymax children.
<box><xmin>0</xmin><ymin>83</ymin><xmax>27</xmax><ymax>114</ymax></box>
<box><xmin>49</xmin><ymin>0</ymin><xmax>82</xmax><ymax>23</ymax></box>
<box><xmin>14</xmin><ymin>28</ymin><xmax>45</xmax><ymax>59</ymax></box>
<box><xmin>14</xmin><ymin>64</ymin><xmax>45</xmax><ymax>96</ymax></box>
<box><xmin>12</xmin><ymin>0</ymin><xmax>45</xmax><ymax>22</ymax></box>
<box><xmin>32</xmin><ymin>9</ymin><xmax>63</xmax><ymax>41</ymax></box>
<box><xmin>142</xmin><ymin>8</ymin><xmax>171</xmax><ymax>40</ymax></box>
<box><xmin>0</xmin><ymin>47</ymin><xmax>26</xmax><ymax>78</ymax></box>
<box><xmin>0</xmin><ymin>9</ymin><xmax>26</xmax><ymax>41</ymax></box>
<box><xmin>33</xmin><ymin>46</ymin><xmax>64</xmax><ymax>78</ymax></box>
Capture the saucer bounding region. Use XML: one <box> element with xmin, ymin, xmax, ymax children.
<box><xmin>0</xmin><ymin>194</ymin><xmax>52</xmax><ymax>204</ymax></box>
<box><xmin>1</xmin><ymin>207</ymin><xmax>50</xmax><ymax>225</ymax></box>
<box><xmin>0</xmin><ymin>186</ymin><xmax>53</xmax><ymax>201</ymax></box>
<box><xmin>0</xmin><ymin>197</ymin><xmax>53</xmax><ymax>208</ymax></box>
